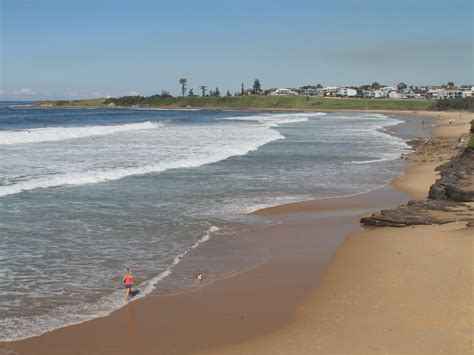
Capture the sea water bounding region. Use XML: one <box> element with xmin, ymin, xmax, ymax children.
<box><xmin>0</xmin><ymin>104</ymin><xmax>428</xmax><ymax>341</ymax></box>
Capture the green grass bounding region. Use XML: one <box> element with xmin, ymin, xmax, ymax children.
<box><xmin>468</xmin><ymin>136</ymin><xmax>474</xmax><ymax>150</ymax></box>
<box><xmin>38</xmin><ymin>96</ymin><xmax>433</xmax><ymax>111</ymax></box>
<box><xmin>37</xmin><ymin>98</ymin><xmax>106</xmax><ymax>107</ymax></box>
<box><xmin>469</xmin><ymin>120</ymin><xmax>474</xmax><ymax>150</ymax></box>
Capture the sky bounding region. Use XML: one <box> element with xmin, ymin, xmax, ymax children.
<box><xmin>1</xmin><ymin>0</ymin><xmax>473</xmax><ymax>100</ymax></box>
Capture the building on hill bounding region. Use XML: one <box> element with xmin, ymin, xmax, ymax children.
<box><xmin>461</xmin><ymin>86</ymin><xmax>473</xmax><ymax>97</ymax></box>
<box><xmin>319</xmin><ymin>86</ymin><xmax>339</xmax><ymax>97</ymax></box>
<box><xmin>337</xmin><ymin>87</ymin><xmax>357</xmax><ymax>97</ymax></box>
<box><xmin>269</xmin><ymin>88</ymin><xmax>298</xmax><ymax>96</ymax></box>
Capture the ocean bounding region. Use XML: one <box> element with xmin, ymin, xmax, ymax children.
<box><xmin>0</xmin><ymin>104</ymin><xmax>429</xmax><ymax>341</ymax></box>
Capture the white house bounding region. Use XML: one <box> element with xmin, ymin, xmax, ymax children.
<box><xmin>461</xmin><ymin>86</ymin><xmax>474</xmax><ymax>97</ymax></box>
<box><xmin>337</xmin><ymin>87</ymin><xmax>357</xmax><ymax>97</ymax></box>
<box><xmin>388</xmin><ymin>90</ymin><xmax>402</xmax><ymax>99</ymax></box>
<box><xmin>269</xmin><ymin>88</ymin><xmax>298</xmax><ymax>96</ymax></box>
<box><xmin>438</xmin><ymin>90</ymin><xmax>462</xmax><ymax>99</ymax></box>
<box><xmin>320</xmin><ymin>86</ymin><xmax>339</xmax><ymax>97</ymax></box>
<box><xmin>373</xmin><ymin>86</ymin><xmax>396</xmax><ymax>98</ymax></box>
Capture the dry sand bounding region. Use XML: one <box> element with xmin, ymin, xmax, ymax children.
<box><xmin>2</xmin><ymin>111</ymin><xmax>472</xmax><ymax>355</ymax></box>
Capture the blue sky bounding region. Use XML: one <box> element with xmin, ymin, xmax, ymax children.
<box><xmin>1</xmin><ymin>0</ymin><xmax>473</xmax><ymax>100</ymax></box>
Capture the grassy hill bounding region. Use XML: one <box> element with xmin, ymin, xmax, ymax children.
<box><xmin>38</xmin><ymin>95</ymin><xmax>434</xmax><ymax>111</ymax></box>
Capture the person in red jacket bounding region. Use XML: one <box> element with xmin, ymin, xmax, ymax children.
<box><xmin>123</xmin><ymin>268</ymin><xmax>134</xmax><ymax>302</ymax></box>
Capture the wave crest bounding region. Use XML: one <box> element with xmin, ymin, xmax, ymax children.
<box><xmin>0</xmin><ymin>121</ymin><xmax>163</xmax><ymax>145</ymax></box>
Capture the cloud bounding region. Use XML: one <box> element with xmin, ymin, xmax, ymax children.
<box><xmin>0</xmin><ymin>90</ymin><xmax>4</xmax><ymax>95</ymax></box>
<box><xmin>13</xmin><ymin>88</ymin><xmax>36</xmax><ymax>95</ymax></box>
<box><xmin>126</xmin><ymin>90</ymin><xmax>142</xmax><ymax>96</ymax></box>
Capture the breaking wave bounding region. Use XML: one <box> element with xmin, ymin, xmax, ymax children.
<box><xmin>0</xmin><ymin>121</ymin><xmax>163</xmax><ymax>145</ymax></box>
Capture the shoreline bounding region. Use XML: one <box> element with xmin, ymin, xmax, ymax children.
<box><xmin>2</xmin><ymin>111</ymin><xmax>472</xmax><ymax>354</ymax></box>
<box><xmin>202</xmin><ymin>111</ymin><xmax>473</xmax><ymax>354</ymax></box>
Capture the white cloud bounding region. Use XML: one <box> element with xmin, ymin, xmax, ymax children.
<box><xmin>14</xmin><ymin>88</ymin><xmax>35</xmax><ymax>95</ymax></box>
<box><xmin>0</xmin><ymin>90</ymin><xmax>4</xmax><ymax>95</ymax></box>
<box><xmin>127</xmin><ymin>90</ymin><xmax>142</xmax><ymax>96</ymax></box>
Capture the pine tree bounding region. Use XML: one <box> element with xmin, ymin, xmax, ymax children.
<box><xmin>253</xmin><ymin>79</ymin><xmax>261</xmax><ymax>94</ymax></box>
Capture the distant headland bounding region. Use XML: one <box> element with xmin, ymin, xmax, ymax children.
<box><xmin>37</xmin><ymin>80</ymin><xmax>474</xmax><ymax>112</ymax></box>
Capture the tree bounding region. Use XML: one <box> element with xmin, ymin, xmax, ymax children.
<box><xmin>371</xmin><ymin>82</ymin><xmax>380</xmax><ymax>90</ymax></box>
<box><xmin>241</xmin><ymin>82</ymin><xmax>245</xmax><ymax>95</ymax></box>
<box><xmin>200</xmin><ymin>85</ymin><xmax>207</xmax><ymax>96</ymax></box>
<box><xmin>253</xmin><ymin>79</ymin><xmax>261</xmax><ymax>94</ymax></box>
<box><xmin>397</xmin><ymin>82</ymin><xmax>407</xmax><ymax>91</ymax></box>
<box><xmin>179</xmin><ymin>78</ymin><xmax>188</xmax><ymax>97</ymax></box>
<box><xmin>209</xmin><ymin>90</ymin><xmax>214</xmax><ymax>97</ymax></box>
<box><xmin>446</xmin><ymin>82</ymin><xmax>455</xmax><ymax>89</ymax></box>
<box><xmin>226</xmin><ymin>90</ymin><xmax>231</xmax><ymax>97</ymax></box>
<box><xmin>316</xmin><ymin>83</ymin><xmax>323</xmax><ymax>89</ymax></box>
<box><xmin>188</xmin><ymin>88</ymin><xmax>194</xmax><ymax>97</ymax></box>
<box><xmin>161</xmin><ymin>90</ymin><xmax>171</xmax><ymax>97</ymax></box>
<box><xmin>214</xmin><ymin>87</ymin><xmax>221</xmax><ymax>97</ymax></box>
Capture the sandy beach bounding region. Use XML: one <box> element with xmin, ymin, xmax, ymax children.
<box><xmin>2</xmin><ymin>110</ymin><xmax>472</xmax><ymax>355</ymax></box>
<box><xmin>203</xmin><ymin>111</ymin><xmax>474</xmax><ymax>354</ymax></box>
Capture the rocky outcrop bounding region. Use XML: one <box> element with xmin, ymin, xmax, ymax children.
<box><xmin>360</xmin><ymin>200</ymin><xmax>473</xmax><ymax>227</ymax></box>
<box><xmin>428</xmin><ymin>152</ymin><xmax>474</xmax><ymax>202</ymax></box>
<box><xmin>361</xmin><ymin>144</ymin><xmax>474</xmax><ymax>227</ymax></box>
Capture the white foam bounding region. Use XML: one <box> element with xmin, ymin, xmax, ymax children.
<box><xmin>224</xmin><ymin>111</ymin><xmax>326</xmax><ymax>126</ymax></box>
<box><xmin>347</xmin><ymin>157</ymin><xmax>396</xmax><ymax>164</ymax></box>
<box><xmin>0</xmin><ymin>226</ymin><xmax>219</xmax><ymax>342</ymax></box>
<box><xmin>0</xmin><ymin>121</ymin><xmax>163</xmax><ymax>145</ymax></box>
<box><xmin>0</xmin><ymin>126</ymin><xmax>284</xmax><ymax>197</ymax></box>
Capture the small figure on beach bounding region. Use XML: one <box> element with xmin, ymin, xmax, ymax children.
<box><xmin>123</xmin><ymin>268</ymin><xmax>134</xmax><ymax>302</ymax></box>
<box><xmin>197</xmin><ymin>273</ymin><xmax>203</xmax><ymax>282</ymax></box>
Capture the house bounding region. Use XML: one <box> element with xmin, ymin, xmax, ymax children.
<box><xmin>269</xmin><ymin>88</ymin><xmax>298</xmax><ymax>96</ymax></box>
<box><xmin>319</xmin><ymin>86</ymin><xmax>339</xmax><ymax>97</ymax></box>
<box><xmin>362</xmin><ymin>90</ymin><xmax>374</xmax><ymax>98</ymax></box>
<box><xmin>388</xmin><ymin>90</ymin><xmax>402</xmax><ymax>99</ymax></box>
<box><xmin>302</xmin><ymin>88</ymin><xmax>318</xmax><ymax>96</ymax></box>
<box><xmin>461</xmin><ymin>86</ymin><xmax>474</xmax><ymax>98</ymax></box>
<box><xmin>400</xmin><ymin>89</ymin><xmax>416</xmax><ymax>99</ymax></box>
<box><xmin>337</xmin><ymin>87</ymin><xmax>357</xmax><ymax>97</ymax></box>
<box><xmin>373</xmin><ymin>86</ymin><xmax>396</xmax><ymax>98</ymax></box>
<box><xmin>438</xmin><ymin>90</ymin><xmax>463</xmax><ymax>99</ymax></box>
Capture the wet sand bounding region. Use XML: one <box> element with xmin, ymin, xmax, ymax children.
<box><xmin>2</xmin><ymin>111</ymin><xmax>472</xmax><ymax>354</ymax></box>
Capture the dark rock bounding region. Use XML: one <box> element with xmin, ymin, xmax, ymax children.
<box><xmin>361</xmin><ymin>200</ymin><xmax>470</xmax><ymax>227</ymax></box>
<box><xmin>361</xmin><ymin>140</ymin><xmax>474</xmax><ymax>228</ymax></box>
<box><xmin>428</xmin><ymin>150</ymin><xmax>474</xmax><ymax>202</ymax></box>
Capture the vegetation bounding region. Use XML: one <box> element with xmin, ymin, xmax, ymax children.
<box><xmin>253</xmin><ymin>79</ymin><xmax>262</xmax><ymax>94</ymax></box>
<box><xmin>39</xmin><ymin>95</ymin><xmax>433</xmax><ymax>111</ymax></box>
<box><xmin>468</xmin><ymin>120</ymin><xmax>474</xmax><ymax>151</ymax></box>
<box><xmin>37</xmin><ymin>98</ymin><xmax>106</xmax><ymax>107</ymax></box>
<box><xmin>397</xmin><ymin>82</ymin><xmax>407</xmax><ymax>91</ymax></box>
<box><xmin>40</xmin><ymin>92</ymin><xmax>474</xmax><ymax>113</ymax></box>
<box><xmin>430</xmin><ymin>97</ymin><xmax>474</xmax><ymax>111</ymax></box>
<box><xmin>179</xmin><ymin>78</ymin><xmax>187</xmax><ymax>97</ymax></box>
